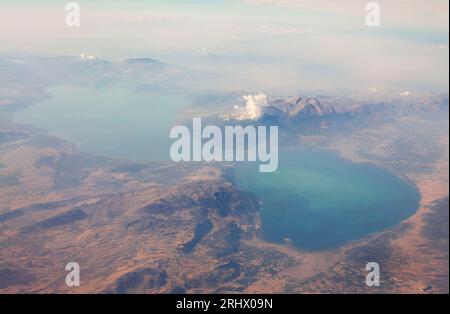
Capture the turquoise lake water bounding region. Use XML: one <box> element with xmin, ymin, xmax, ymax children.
<box><xmin>234</xmin><ymin>149</ymin><xmax>420</xmax><ymax>251</ymax></box>
<box><xmin>13</xmin><ymin>85</ymin><xmax>421</xmax><ymax>251</ymax></box>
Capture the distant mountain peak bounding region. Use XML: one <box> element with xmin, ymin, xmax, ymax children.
<box><xmin>269</xmin><ymin>96</ymin><xmax>336</xmax><ymax>118</ymax></box>
<box><xmin>123</xmin><ymin>57</ymin><xmax>161</xmax><ymax>65</ymax></box>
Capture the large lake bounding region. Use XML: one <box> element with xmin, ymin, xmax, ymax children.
<box><xmin>14</xmin><ymin>85</ymin><xmax>187</xmax><ymax>161</ymax></box>
<box><xmin>13</xmin><ymin>85</ymin><xmax>421</xmax><ymax>251</ymax></box>
<box><xmin>234</xmin><ymin>149</ymin><xmax>420</xmax><ymax>251</ymax></box>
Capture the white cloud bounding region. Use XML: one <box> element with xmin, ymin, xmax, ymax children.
<box><xmin>80</xmin><ymin>53</ymin><xmax>96</xmax><ymax>61</ymax></box>
<box><xmin>233</xmin><ymin>93</ymin><xmax>268</xmax><ymax>120</ymax></box>
<box><xmin>400</xmin><ymin>91</ymin><xmax>411</xmax><ymax>96</ymax></box>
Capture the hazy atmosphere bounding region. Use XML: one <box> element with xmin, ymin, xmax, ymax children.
<box><xmin>1</xmin><ymin>0</ymin><xmax>448</xmax><ymax>94</ymax></box>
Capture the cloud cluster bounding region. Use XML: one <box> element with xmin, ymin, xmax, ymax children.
<box><xmin>80</xmin><ymin>53</ymin><xmax>96</xmax><ymax>61</ymax></box>
<box><xmin>400</xmin><ymin>91</ymin><xmax>411</xmax><ymax>97</ymax></box>
<box><xmin>233</xmin><ymin>93</ymin><xmax>268</xmax><ymax>120</ymax></box>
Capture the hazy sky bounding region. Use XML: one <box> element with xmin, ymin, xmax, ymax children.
<box><xmin>1</xmin><ymin>0</ymin><xmax>448</xmax><ymax>94</ymax></box>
